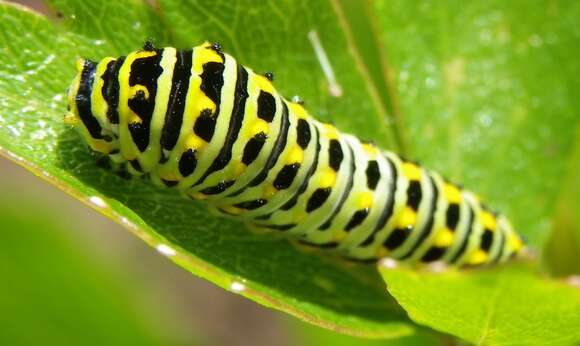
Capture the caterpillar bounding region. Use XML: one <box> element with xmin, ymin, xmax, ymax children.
<box><xmin>64</xmin><ymin>41</ymin><xmax>525</xmax><ymax>267</ymax></box>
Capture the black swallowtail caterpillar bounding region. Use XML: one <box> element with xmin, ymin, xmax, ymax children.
<box><xmin>65</xmin><ymin>41</ymin><xmax>526</xmax><ymax>266</ymax></box>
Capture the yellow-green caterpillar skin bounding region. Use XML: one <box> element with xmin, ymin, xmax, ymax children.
<box><xmin>65</xmin><ymin>42</ymin><xmax>525</xmax><ymax>266</ymax></box>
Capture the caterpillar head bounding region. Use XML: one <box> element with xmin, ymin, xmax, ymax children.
<box><xmin>65</xmin><ymin>57</ymin><xmax>120</xmax><ymax>155</ymax></box>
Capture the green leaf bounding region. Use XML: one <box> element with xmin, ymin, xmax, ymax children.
<box><xmin>0</xmin><ymin>1</ymin><xmax>412</xmax><ymax>338</ymax></box>
<box><xmin>46</xmin><ymin>0</ymin><xmax>170</xmax><ymax>54</ymax></box>
<box><xmin>1</xmin><ymin>0</ymin><xmax>578</xmax><ymax>341</ymax></box>
<box><xmin>289</xmin><ymin>317</ymin><xmax>449</xmax><ymax>346</ymax></box>
<box><xmin>379</xmin><ymin>263</ymin><xmax>580</xmax><ymax>345</ymax></box>
<box><xmin>373</xmin><ymin>0</ymin><xmax>580</xmax><ymax>246</ymax></box>
<box><xmin>372</xmin><ymin>1</ymin><xmax>580</xmax><ymax>343</ymax></box>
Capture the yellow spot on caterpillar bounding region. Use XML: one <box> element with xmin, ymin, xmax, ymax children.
<box><xmin>256</xmin><ymin>76</ymin><xmax>275</xmax><ymax>94</ymax></box>
<box><xmin>376</xmin><ymin>247</ymin><xmax>389</xmax><ymax>258</ymax></box>
<box><xmin>434</xmin><ymin>228</ymin><xmax>454</xmax><ymax>247</ymax></box>
<box><xmin>397</xmin><ymin>207</ymin><xmax>416</xmax><ymax>228</ymax></box>
<box><xmin>221</xmin><ymin>206</ymin><xmax>241</xmax><ymax>215</ymax></box>
<box><xmin>133</xmin><ymin>50</ymin><xmax>157</xmax><ymax>60</ymax></box>
<box><xmin>191</xmin><ymin>192</ymin><xmax>208</xmax><ymax>200</ymax></box>
<box><xmin>193</xmin><ymin>44</ymin><xmax>223</xmax><ymax>73</ymax></box>
<box><xmin>358</xmin><ymin>192</ymin><xmax>373</xmax><ymax>209</ymax></box>
<box><xmin>334</xmin><ymin>230</ymin><xmax>348</xmax><ymax>242</ymax></box>
<box><xmin>481</xmin><ymin>211</ymin><xmax>497</xmax><ymax>231</ymax></box>
<box><xmin>186</xmin><ymin>135</ymin><xmax>205</xmax><ymax>149</ymax></box>
<box><xmin>289</xmin><ymin>102</ymin><xmax>307</xmax><ymax>119</ymax></box>
<box><xmin>263</xmin><ymin>184</ymin><xmax>278</xmax><ymax>198</ymax></box>
<box><xmin>123</xmin><ymin>149</ymin><xmax>138</xmax><ymax>161</ymax></box>
<box><xmin>251</xmin><ymin>119</ymin><xmax>269</xmax><ymax>136</ymax></box>
<box><xmin>129</xmin><ymin>115</ymin><xmax>142</xmax><ymax>124</ymax></box>
<box><xmin>91</xmin><ymin>140</ymin><xmax>112</xmax><ymax>153</ymax></box>
<box><xmin>444</xmin><ymin>184</ymin><xmax>462</xmax><ymax>203</ymax></box>
<box><xmin>64</xmin><ymin>113</ymin><xmax>78</xmax><ymax>126</ymax></box>
<box><xmin>160</xmin><ymin>170</ymin><xmax>181</xmax><ymax>182</ymax></box>
<box><xmin>293</xmin><ymin>211</ymin><xmax>308</xmax><ymax>223</ymax></box>
<box><xmin>402</xmin><ymin>162</ymin><xmax>421</xmax><ymax>180</ymax></box>
<box><xmin>130</xmin><ymin>84</ymin><xmax>150</xmax><ymax>100</ymax></box>
<box><xmin>198</xmin><ymin>97</ymin><xmax>217</xmax><ymax>114</ymax></box>
<box><xmin>286</xmin><ymin>146</ymin><xmax>304</xmax><ymax>164</ymax></box>
<box><xmin>467</xmin><ymin>249</ymin><xmax>488</xmax><ymax>265</ymax></box>
<box><xmin>234</xmin><ymin>162</ymin><xmax>246</xmax><ymax>177</ymax></box>
<box><xmin>323</xmin><ymin>123</ymin><xmax>338</xmax><ymax>139</ymax></box>
<box><xmin>362</xmin><ymin>143</ymin><xmax>378</xmax><ymax>156</ymax></box>
<box><xmin>319</xmin><ymin>168</ymin><xmax>336</xmax><ymax>188</ymax></box>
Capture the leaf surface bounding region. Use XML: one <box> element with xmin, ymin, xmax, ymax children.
<box><xmin>0</xmin><ymin>0</ymin><xmax>411</xmax><ymax>338</ymax></box>
<box><xmin>380</xmin><ymin>263</ymin><xmax>580</xmax><ymax>345</ymax></box>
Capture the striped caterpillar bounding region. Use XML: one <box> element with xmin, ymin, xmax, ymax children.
<box><xmin>65</xmin><ymin>41</ymin><xmax>525</xmax><ymax>266</ymax></box>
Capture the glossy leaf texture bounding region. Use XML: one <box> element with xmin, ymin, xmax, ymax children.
<box><xmin>0</xmin><ymin>0</ymin><xmax>410</xmax><ymax>338</ymax></box>
<box><xmin>379</xmin><ymin>263</ymin><xmax>580</xmax><ymax>345</ymax></box>
<box><xmin>372</xmin><ymin>1</ymin><xmax>580</xmax><ymax>343</ymax></box>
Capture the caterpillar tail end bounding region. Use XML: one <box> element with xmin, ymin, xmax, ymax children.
<box><xmin>513</xmin><ymin>234</ymin><xmax>536</xmax><ymax>262</ymax></box>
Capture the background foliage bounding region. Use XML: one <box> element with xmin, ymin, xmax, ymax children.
<box><xmin>0</xmin><ymin>0</ymin><xmax>578</xmax><ymax>345</ymax></box>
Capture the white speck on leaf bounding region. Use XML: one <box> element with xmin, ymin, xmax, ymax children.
<box><xmin>88</xmin><ymin>196</ymin><xmax>108</xmax><ymax>208</ymax></box>
<box><xmin>425</xmin><ymin>261</ymin><xmax>449</xmax><ymax>273</ymax></box>
<box><xmin>21</xmin><ymin>105</ymin><xmax>35</xmax><ymax>113</ymax></box>
<box><xmin>230</xmin><ymin>281</ymin><xmax>246</xmax><ymax>293</ymax></box>
<box><xmin>7</xmin><ymin>125</ymin><xmax>21</xmax><ymax>137</ymax></box>
<box><xmin>379</xmin><ymin>258</ymin><xmax>398</xmax><ymax>269</ymax></box>
<box><xmin>156</xmin><ymin>244</ymin><xmax>177</xmax><ymax>257</ymax></box>
<box><xmin>31</xmin><ymin>130</ymin><xmax>47</xmax><ymax>140</ymax></box>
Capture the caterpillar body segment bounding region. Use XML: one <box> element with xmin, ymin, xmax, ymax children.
<box><xmin>66</xmin><ymin>42</ymin><xmax>526</xmax><ymax>266</ymax></box>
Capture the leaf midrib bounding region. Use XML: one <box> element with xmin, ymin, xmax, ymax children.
<box><xmin>329</xmin><ymin>0</ymin><xmax>407</xmax><ymax>153</ymax></box>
